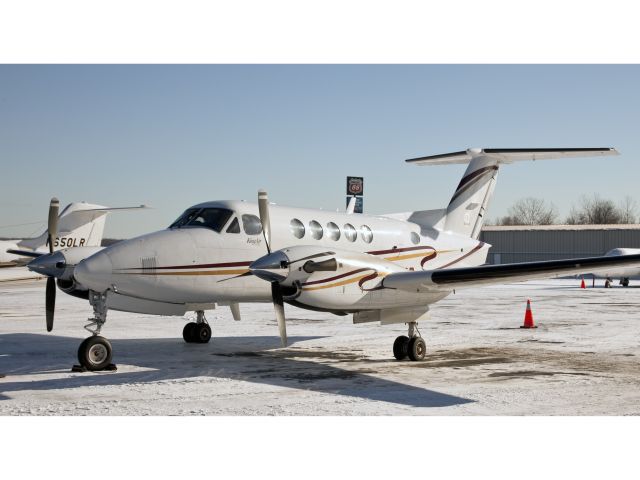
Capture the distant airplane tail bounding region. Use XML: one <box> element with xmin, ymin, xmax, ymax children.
<box><xmin>406</xmin><ymin>148</ymin><xmax>618</xmax><ymax>239</ymax></box>
<box><xmin>18</xmin><ymin>203</ymin><xmax>147</xmax><ymax>252</ymax></box>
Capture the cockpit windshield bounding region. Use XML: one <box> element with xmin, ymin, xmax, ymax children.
<box><xmin>169</xmin><ymin>208</ymin><xmax>233</xmax><ymax>233</ymax></box>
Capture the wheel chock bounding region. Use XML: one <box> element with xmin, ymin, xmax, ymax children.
<box><xmin>70</xmin><ymin>363</ymin><xmax>117</xmax><ymax>373</ymax></box>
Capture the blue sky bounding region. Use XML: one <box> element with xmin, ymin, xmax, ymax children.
<box><xmin>1</xmin><ymin>65</ymin><xmax>639</xmax><ymax>239</ymax></box>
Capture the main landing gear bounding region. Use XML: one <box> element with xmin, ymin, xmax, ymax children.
<box><xmin>393</xmin><ymin>322</ymin><xmax>426</xmax><ymax>361</ymax></box>
<box><xmin>75</xmin><ymin>292</ymin><xmax>116</xmax><ymax>372</ymax></box>
<box><xmin>182</xmin><ymin>310</ymin><xmax>212</xmax><ymax>344</ymax></box>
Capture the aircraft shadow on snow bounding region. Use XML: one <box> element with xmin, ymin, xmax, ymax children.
<box><xmin>0</xmin><ymin>333</ymin><xmax>473</xmax><ymax>409</ymax></box>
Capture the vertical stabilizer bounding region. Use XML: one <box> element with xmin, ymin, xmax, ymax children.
<box><xmin>405</xmin><ymin>147</ymin><xmax>618</xmax><ymax>239</ymax></box>
<box><xmin>18</xmin><ymin>202</ymin><xmax>109</xmax><ymax>251</ymax></box>
<box><xmin>443</xmin><ymin>154</ymin><xmax>499</xmax><ymax>238</ymax></box>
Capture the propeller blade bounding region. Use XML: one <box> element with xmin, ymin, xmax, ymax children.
<box><xmin>271</xmin><ymin>282</ymin><xmax>287</xmax><ymax>347</ymax></box>
<box><xmin>45</xmin><ymin>276</ymin><xmax>56</xmax><ymax>332</ymax></box>
<box><xmin>47</xmin><ymin>197</ymin><xmax>60</xmax><ymax>254</ymax></box>
<box><xmin>258</xmin><ymin>190</ymin><xmax>271</xmax><ymax>254</ymax></box>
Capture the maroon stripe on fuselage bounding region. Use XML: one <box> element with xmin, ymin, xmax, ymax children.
<box><xmin>437</xmin><ymin>242</ymin><xmax>485</xmax><ymax>269</ymax></box>
<box><xmin>118</xmin><ymin>260</ymin><xmax>252</xmax><ymax>271</ymax></box>
<box><xmin>366</xmin><ymin>245</ymin><xmax>435</xmax><ymax>256</ymax></box>
<box><xmin>301</xmin><ymin>268</ymin><xmax>370</xmax><ymax>287</ymax></box>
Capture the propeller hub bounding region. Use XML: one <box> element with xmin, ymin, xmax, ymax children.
<box><xmin>27</xmin><ymin>251</ymin><xmax>66</xmax><ymax>278</ymax></box>
<box><xmin>249</xmin><ymin>250</ymin><xmax>290</xmax><ymax>283</ymax></box>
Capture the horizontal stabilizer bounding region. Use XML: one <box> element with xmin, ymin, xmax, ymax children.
<box><xmin>6</xmin><ymin>249</ymin><xmax>43</xmax><ymax>258</ymax></box>
<box><xmin>406</xmin><ymin>147</ymin><xmax>618</xmax><ymax>166</ymax></box>
<box><xmin>383</xmin><ymin>253</ymin><xmax>640</xmax><ymax>292</ymax></box>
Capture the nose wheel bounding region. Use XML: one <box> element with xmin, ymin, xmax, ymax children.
<box><xmin>393</xmin><ymin>322</ymin><xmax>426</xmax><ymax>361</ymax></box>
<box><xmin>77</xmin><ymin>336</ymin><xmax>113</xmax><ymax>371</ymax></box>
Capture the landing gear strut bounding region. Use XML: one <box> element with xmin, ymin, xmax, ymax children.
<box><xmin>75</xmin><ymin>291</ymin><xmax>116</xmax><ymax>372</ymax></box>
<box><xmin>183</xmin><ymin>310</ymin><xmax>212</xmax><ymax>344</ymax></box>
<box><xmin>393</xmin><ymin>322</ymin><xmax>426</xmax><ymax>361</ymax></box>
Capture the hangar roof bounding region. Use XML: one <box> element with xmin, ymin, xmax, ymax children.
<box><xmin>482</xmin><ymin>224</ymin><xmax>640</xmax><ymax>231</ymax></box>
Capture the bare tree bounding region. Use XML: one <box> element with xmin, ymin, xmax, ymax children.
<box><xmin>618</xmin><ymin>195</ymin><xmax>638</xmax><ymax>224</ymax></box>
<box><xmin>566</xmin><ymin>194</ymin><xmax>622</xmax><ymax>224</ymax></box>
<box><xmin>498</xmin><ymin>198</ymin><xmax>557</xmax><ymax>225</ymax></box>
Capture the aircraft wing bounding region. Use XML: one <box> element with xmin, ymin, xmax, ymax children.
<box><xmin>382</xmin><ymin>253</ymin><xmax>640</xmax><ymax>291</ymax></box>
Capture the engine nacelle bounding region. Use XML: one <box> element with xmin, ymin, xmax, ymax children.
<box><xmin>249</xmin><ymin>245</ymin><xmax>408</xmax><ymax>311</ymax></box>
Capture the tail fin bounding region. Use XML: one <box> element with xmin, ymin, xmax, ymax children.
<box><xmin>406</xmin><ymin>148</ymin><xmax>618</xmax><ymax>239</ymax></box>
<box><xmin>18</xmin><ymin>203</ymin><xmax>148</xmax><ymax>251</ymax></box>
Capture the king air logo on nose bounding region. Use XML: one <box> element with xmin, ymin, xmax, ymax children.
<box><xmin>247</xmin><ymin>238</ymin><xmax>262</xmax><ymax>245</ymax></box>
<box><xmin>53</xmin><ymin>237</ymin><xmax>87</xmax><ymax>248</ymax></box>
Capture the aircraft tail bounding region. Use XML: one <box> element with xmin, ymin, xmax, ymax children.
<box><xmin>18</xmin><ymin>203</ymin><xmax>147</xmax><ymax>251</ymax></box>
<box><xmin>406</xmin><ymin>148</ymin><xmax>618</xmax><ymax>239</ymax></box>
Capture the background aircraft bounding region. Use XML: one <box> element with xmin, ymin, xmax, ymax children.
<box><xmin>589</xmin><ymin>248</ymin><xmax>640</xmax><ymax>287</ymax></box>
<box><xmin>0</xmin><ymin>200</ymin><xmax>147</xmax><ymax>284</ymax></box>
<box><xmin>0</xmin><ymin>199</ymin><xmax>147</xmax><ymax>266</ymax></box>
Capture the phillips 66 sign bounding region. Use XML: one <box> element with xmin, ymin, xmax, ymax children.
<box><xmin>346</xmin><ymin>176</ymin><xmax>364</xmax><ymax>196</ymax></box>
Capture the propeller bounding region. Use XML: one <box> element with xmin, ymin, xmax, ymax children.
<box><xmin>257</xmin><ymin>190</ymin><xmax>287</xmax><ymax>347</ymax></box>
<box><xmin>44</xmin><ymin>198</ymin><xmax>59</xmax><ymax>331</ymax></box>
<box><xmin>258</xmin><ymin>189</ymin><xmax>271</xmax><ymax>254</ymax></box>
<box><xmin>47</xmin><ymin>197</ymin><xmax>59</xmax><ymax>254</ymax></box>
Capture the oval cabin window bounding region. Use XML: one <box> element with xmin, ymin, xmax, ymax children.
<box><xmin>410</xmin><ymin>231</ymin><xmax>420</xmax><ymax>245</ymax></box>
<box><xmin>344</xmin><ymin>223</ymin><xmax>357</xmax><ymax>242</ymax></box>
<box><xmin>326</xmin><ymin>222</ymin><xmax>341</xmax><ymax>241</ymax></box>
<box><xmin>309</xmin><ymin>220</ymin><xmax>323</xmax><ymax>240</ymax></box>
<box><xmin>290</xmin><ymin>218</ymin><xmax>305</xmax><ymax>239</ymax></box>
<box><xmin>360</xmin><ymin>225</ymin><xmax>373</xmax><ymax>243</ymax></box>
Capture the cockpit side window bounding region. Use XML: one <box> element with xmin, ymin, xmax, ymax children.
<box><xmin>170</xmin><ymin>208</ymin><xmax>234</xmax><ymax>232</ymax></box>
<box><xmin>226</xmin><ymin>217</ymin><xmax>240</xmax><ymax>234</ymax></box>
<box><xmin>169</xmin><ymin>208</ymin><xmax>200</xmax><ymax>228</ymax></box>
<box><xmin>242</xmin><ymin>214</ymin><xmax>263</xmax><ymax>235</ymax></box>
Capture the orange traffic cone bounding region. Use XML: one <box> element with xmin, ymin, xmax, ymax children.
<box><xmin>520</xmin><ymin>299</ymin><xmax>537</xmax><ymax>329</ymax></box>
<box><xmin>580</xmin><ymin>277</ymin><xmax>586</xmax><ymax>289</ymax></box>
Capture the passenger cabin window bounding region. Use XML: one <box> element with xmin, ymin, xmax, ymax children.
<box><xmin>410</xmin><ymin>232</ymin><xmax>420</xmax><ymax>245</ymax></box>
<box><xmin>290</xmin><ymin>218</ymin><xmax>305</xmax><ymax>239</ymax></box>
<box><xmin>344</xmin><ymin>223</ymin><xmax>357</xmax><ymax>242</ymax></box>
<box><xmin>169</xmin><ymin>208</ymin><xmax>233</xmax><ymax>233</ymax></box>
<box><xmin>226</xmin><ymin>217</ymin><xmax>240</xmax><ymax>234</ymax></box>
<box><xmin>309</xmin><ymin>220</ymin><xmax>323</xmax><ymax>240</ymax></box>
<box><xmin>326</xmin><ymin>222</ymin><xmax>340</xmax><ymax>241</ymax></box>
<box><xmin>360</xmin><ymin>225</ymin><xmax>373</xmax><ymax>243</ymax></box>
<box><xmin>242</xmin><ymin>214</ymin><xmax>263</xmax><ymax>235</ymax></box>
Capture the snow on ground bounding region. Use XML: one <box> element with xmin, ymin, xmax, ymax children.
<box><xmin>1</xmin><ymin>274</ymin><xmax>639</xmax><ymax>415</ymax></box>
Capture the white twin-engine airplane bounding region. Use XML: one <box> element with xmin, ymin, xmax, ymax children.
<box><xmin>27</xmin><ymin>147</ymin><xmax>640</xmax><ymax>371</ymax></box>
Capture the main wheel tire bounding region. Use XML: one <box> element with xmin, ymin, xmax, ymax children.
<box><xmin>182</xmin><ymin>322</ymin><xmax>197</xmax><ymax>343</ymax></box>
<box><xmin>193</xmin><ymin>323</ymin><xmax>212</xmax><ymax>344</ymax></box>
<box><xmin>622</xmin><ymin>278</ymin><xmax>630</xmax><ymax>287</ymax></box>
<box><xmin>408</xmin><ymin>337</ymin><xmax>426</xmax><ymax>361</ymax></box>
<box><xmin>393</xmin><ymin>335</ymin><xmax>410</xmax><ymax>360</ymax></box>
<box><xmin>78</xmin><ymin>336</ymin><xmax>113</xmax><ymax>371</ymax></box>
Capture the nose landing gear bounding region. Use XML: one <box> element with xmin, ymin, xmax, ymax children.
<box><xmin>183</xmin><ymin>310</ymin><xmax>212</xmax><ymax>344</ymax></box>
<box><xmin>393</xmin><ymin>322</ymin><xmax>426</xmax><ymax>361</ymax></box>
<box><xmin>74</xmin><ymin>291</ymin><xmax>117</xmax><ymax>372</ymax></box>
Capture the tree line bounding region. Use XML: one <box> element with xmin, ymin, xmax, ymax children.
<box><xmin>491</xmin><ymin>195</ymin><xmax>638</xmax><ymax>226</ymax></box>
